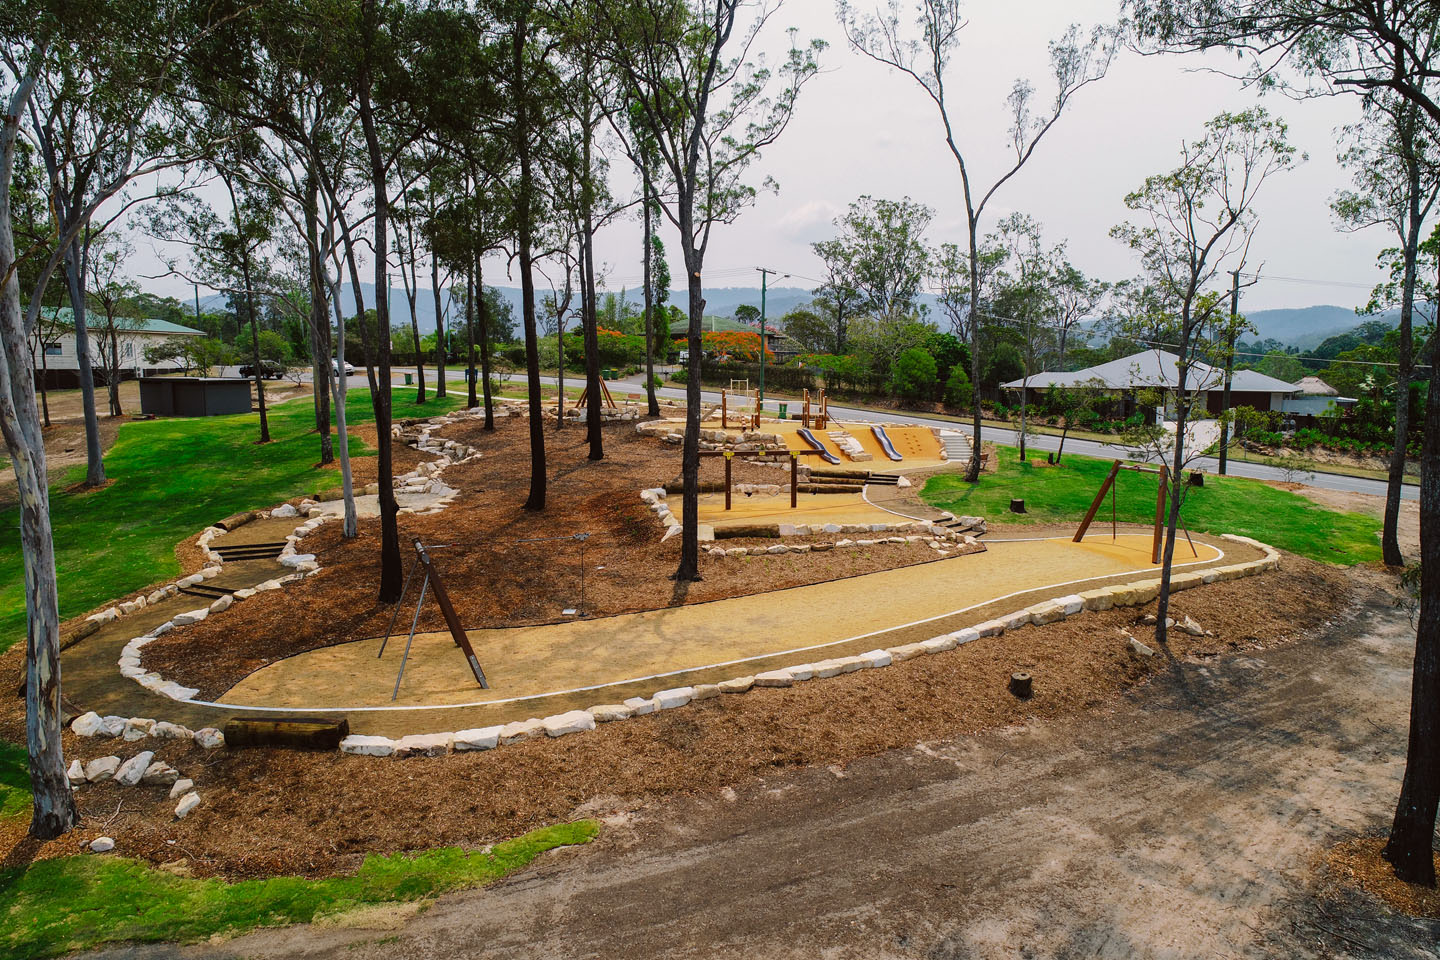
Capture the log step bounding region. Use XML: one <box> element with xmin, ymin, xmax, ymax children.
<box><xmin>223</xmin><ymin>716</ymin><xmax>350</xmax><ymax>750</ymax></box>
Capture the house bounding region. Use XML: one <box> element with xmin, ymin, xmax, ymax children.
<box><xmin>1002</xmin><ymin>349</ymin><xmax>1298</xmax><ymax>417</ymax></box>
<box><xmin>667</xmin><ymin>317</ymin><xmax>799</xmax><ymax>360</ymax></box>
<box><xmin>1280</xmin><ymin>375</ymin><xmax>1353</xmax><ymax>416</ymax></box>
<box><xmin>32</xmin><ymin>309</ymin><xmax>206</xmax><ymax>389</ymax></box>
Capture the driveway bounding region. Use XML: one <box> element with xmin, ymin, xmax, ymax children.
<box><xmin>152</xmin><ymin>583</ymin><xmax>1436</xmax><ymax>960</ymax></box>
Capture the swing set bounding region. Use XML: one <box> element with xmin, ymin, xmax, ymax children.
<box><xmin>1072</xmin><ymin>459</ymin><xmax>1198</xmax><ymax>564</ymax></box>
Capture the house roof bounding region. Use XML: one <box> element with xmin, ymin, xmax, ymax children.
<box><xmin>1293</xmin><ymin>375</ymin><xmax>1338</xmax><ymax>396</ymax></box>
<box><xmin>39</xmin><ymin>307</ymin><xmax>204</xmax><ymax>337</ymax></box>
<box><xmin>1002</xmin><ymin>350</ymin><xmax>1297</xmax><ymax>394</ymax></box>
<box><xmin>669</xmin><ymin>317</ymin><xmax>781</xmax><ymax>336</ymax></box>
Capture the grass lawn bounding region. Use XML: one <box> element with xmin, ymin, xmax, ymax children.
<box><xmin>923</xmin><ymin>446</ymin><xmax>1383</xmax><ymax>566</ymax></box>
<box><xmin>0</xmin><ymin>389</ymin><xmax>462</xmax><ymax>656</ymax></box>
<box><xmin>0</xmin><ymin>820</ymin><xmax>597</xmax><ymax>957</ymax></box>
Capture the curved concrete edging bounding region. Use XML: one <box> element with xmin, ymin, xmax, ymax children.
<box><xmin>326</xmin><ymin>535</ymin><xmax>1280</xmax><ymax>759</ymax></box>
<box><xmin>183</xmin><ymin>543</ymin><xmax>1230</xmax><ymax>715</ymax></box>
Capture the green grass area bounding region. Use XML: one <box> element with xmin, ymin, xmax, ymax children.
<box><xmin>0</xmin><ymin>820</ymin><xmax>598</xmax><ymax>957</ymax></box>
<box><xmin>0</xmin><ymin>390</ymin><xmax>462</xmax><ymax>655</ymax></box>
<box><xmin>922</xmin><ymin>445</ymin><xmax>1383</xmax><ymax>566</ymax></box>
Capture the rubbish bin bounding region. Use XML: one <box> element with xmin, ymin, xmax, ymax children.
<box><xmin>404</xmin><ymin>373</ymin><xmax>413</xmax><ymax>385</ymax></box>
<box><xmin>778</xmin><ymin>402</ymin><xmax>788</xmax><ymax>420</ymax></box>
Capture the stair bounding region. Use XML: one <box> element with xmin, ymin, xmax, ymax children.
<box><xmin>864</xmin><ymin>473</ymin><xmax>902</xmax><ymax>486</ymax></box>
<box><xmin>179</xmin><ymin>581</ymin><xmax>236</xmax><ymax>601</ymax></box>
<box><xmin>212</xmin><ymin>541</ymin><xmax>287</xmax><ymax>563</ymax></box>
<box><xmin>940</xmin><ymin>431</ymin><xmax>971</xmax><ymax>461</ymax></box>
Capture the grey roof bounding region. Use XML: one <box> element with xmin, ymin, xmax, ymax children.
<box><xmin>1002</xmin><ymin>350</ymin><xmax>1296</xmax><ymax>394</ymax></box>
<box><xmin>1293</xmin><ymin>375</ymin><xmax>1337</xmax><ymax>396</ymax></box>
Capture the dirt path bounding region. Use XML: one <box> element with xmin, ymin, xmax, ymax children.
<box><xmin>158</xmin><ymin>583</ymin><xmax>1436</xmax><ymax>960</ymax></box>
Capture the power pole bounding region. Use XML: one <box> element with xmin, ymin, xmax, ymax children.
<box><xmin>756</xmin><ymin>266</ymin><xmax>780</xmax><ymax>409</ymax></box>
<box><xmin>1218</xmin><ymin>269</ymin><xmax>1240</xmax><ymax>476</ymax></box>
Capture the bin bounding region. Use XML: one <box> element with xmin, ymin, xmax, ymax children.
<box><xmin>778</xmin><ymin>402</ymin><xmax>788</xmax><ymax>420</ymax></box>
<box><xmin>404</xmin><ymin>373</ymin><xmax>413</xmax><ymax>385</ymax></box>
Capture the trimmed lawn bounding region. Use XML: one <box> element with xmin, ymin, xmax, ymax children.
<box><xmin>923</xmin><ymin>446</ymin><xmax>1383</xmax><ymax>566</ymax></box>
<box><xmin>0</xmin><ymin>820</ymin><xmax>597</xmax><ymax>957</ymax></box>
<box><xmin>0</xmin><ymin>390</ymin><xmax>462</xmax><ymax>655</ymax></box>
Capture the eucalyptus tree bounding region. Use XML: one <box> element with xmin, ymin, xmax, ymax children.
<box><xmin>144</xmin><ymin>146</ymin><xmax>282</xmax><ymax>444</ymax></box>
<box><xmin>812</xmin><ymin>195</ymin><xmax>934</xmax><ymax>319</ymax></box>
<box><xmin>839</xmin><ymin>0</ymin><xmax>1115</xmax><ymax>483</ymax></box>
<box><xmin>593</xmin><ymin>0</ymin><xmax>824</xmax><ymax>580</ymax></box>
<box><xmin>1332</xmin><ymin>95</ymin><xmax>1440</xmax><ymax>569</ymax></box>
<box><xmin>0</xmin><ymin>0</ymin><xmax>224</xmax><ymax>840</ymax></box>
<box><xmin>83</xmin><ymin>233</ymin><xmax>142</xmax><ymax>417</ymax></box>
<box><xmin>1050</xmin><ymin>259</ymin><xmax>1107</xmax><ymax>369</ymax></box>
<box><xmin>1110</xmin><ymin>108</ymin><xmax>1297</xmax><ymax>648</ymax></box>
<box><xmin>985</xmin><ymin>212</ymin><xmax>1052</xmax><ymax>462</ymax></box>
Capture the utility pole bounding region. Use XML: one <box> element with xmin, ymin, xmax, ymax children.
<box><xmin>1218</xmin><ymin>269</ymin><xmax>1240</xmax><ymax>475</ymax></box>
<box><xmin>756</xmin><ymin>267</ymin><xmax>780</xmax><ymax>410</ymax></box>
<box><xmin>193</xmin><ymin>283</ymin><xmax>201</xmax><ymax>328</ymax></box>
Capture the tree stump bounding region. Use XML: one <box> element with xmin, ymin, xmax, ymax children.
<box><xmin>1009</xmin><ymin>672</ymin><xmax>1032</xmax><ymax>699</ymax></box>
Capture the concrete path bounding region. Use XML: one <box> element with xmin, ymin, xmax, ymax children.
<box><xmin>137</xmin><ymin>586</ymin><xmax>1437</xmax><ymax>960</ymax></box>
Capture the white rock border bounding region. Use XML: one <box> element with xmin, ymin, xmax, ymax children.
<box><xmin>69</xmin><ymin>399</ymin><xmax>1283</xmax><ymax>763</ymax></box>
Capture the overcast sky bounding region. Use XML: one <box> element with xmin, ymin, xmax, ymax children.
<box><xmin>138</xmin><ymin>0</ymin><xmax>1394</xmax><ymax>315</ymax></box>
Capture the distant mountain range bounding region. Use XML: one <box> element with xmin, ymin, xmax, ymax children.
<box><xmin>201</xmin><ymin>282</ymin><xmax>1404</xmax><ymax>351</ymax></box>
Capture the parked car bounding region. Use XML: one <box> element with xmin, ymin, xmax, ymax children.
<box><xmin>332</xmin><ymin>359</ymin><xmax>355</xmax><ymax>376</ymax></box>
<box><xmin>238</xmin><ymin>360</ymin><xmax>287</xmax><ymax>379</ymax></box>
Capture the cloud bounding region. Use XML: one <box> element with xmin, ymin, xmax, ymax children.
<box><xmin>774</xmin><ymin>199</ymin><xmax>842</xmax><ymax>240</ymax></box>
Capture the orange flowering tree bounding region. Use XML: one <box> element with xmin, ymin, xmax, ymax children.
<box><xmin>703</xmin><ymin>330</ymin><xmax>773</xmax><ymax>363</ymax></box>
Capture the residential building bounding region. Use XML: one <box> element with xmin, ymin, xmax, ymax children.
<box><xmin>31</xmin><ymin>309</ymin><xmax>206</xmax><ymax>389</ymax></box>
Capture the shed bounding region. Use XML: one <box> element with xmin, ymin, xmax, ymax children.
<box><xmin>139</xmin><ymin>378</ymin><xmax>253</xmax><ymax>417</ymax></box>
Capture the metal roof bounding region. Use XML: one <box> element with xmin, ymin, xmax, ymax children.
<box><xmin>38</xmin><ymin>307</ymin><xmax>205</xmax><ymax>336</ymax></box>
<box><xmin>1002</xmin><ymin>350</ymin><xmax>1297</xmax><ymax>394</ymax></box>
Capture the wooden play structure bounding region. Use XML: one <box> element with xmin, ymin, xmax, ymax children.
<box><xmin>800</xmin><ymin>388</ymin><xmax>828</xmax><ymax>429</ymax></box>
<box><xmin>575</xmin><ymin>377</ymin><xmax>617</xmax><ymax>410</ymax></box>
<box><xmin>720</xmin><ymin>381</ymin><xmax>763</xmax><ymax>429</ymax></box>
<box><xmin>378</xmin><ymin>538</ymin><xmax>490</xmax><ymax>700</ymax></box>
<box><xmin>1073</xmin><ymin>459</ymin><xmax>1197</xmax><ymax>564</ymax></box>
<box><xmin>699</xmin><ymin>448</ymin><xmax>835</xmax><ymax>510</ymax></box>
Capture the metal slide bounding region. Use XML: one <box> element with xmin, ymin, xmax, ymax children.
<box><xmin>796</xmin><ymin>427</ymin><xmax>841</xmax><ymax>464</ymax></box>
<box><xmin>870</xmin><ymin>424</ymin><xmax>904</xmax><ymax>461</ymax></box>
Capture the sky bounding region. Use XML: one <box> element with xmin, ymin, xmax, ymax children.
<box><xmin>137</xmin><ymin>0</ymin><xmax>1393</xmax><ymax>315</ymax></box>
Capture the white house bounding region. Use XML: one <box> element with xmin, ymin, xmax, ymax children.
<box><xmin>32</xmin><ymin>309</ymin><xmax>205</xmax><ymax>389</ymax></box>
<box><xmin>1002</xmin><ymin>349</ymin><xmax>1298</xmax><ymax>416</ymax></box>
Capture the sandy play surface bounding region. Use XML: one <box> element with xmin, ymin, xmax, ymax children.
<box><xmin>216</xmin><ymin>534</ymin><xmax>1227</xmax><ymax>727</ymax></box>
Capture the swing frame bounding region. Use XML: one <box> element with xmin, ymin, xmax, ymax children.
<box><xmin>1072</xmin><ymin>459</ymin><xmax>1197</xmax><ymax>564</ymax></box>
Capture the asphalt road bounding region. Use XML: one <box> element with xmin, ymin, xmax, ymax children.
<box><xmin>272</xmin><ymin>364</ymin><xmax>1416</xmax><ymax>502</ymax></box>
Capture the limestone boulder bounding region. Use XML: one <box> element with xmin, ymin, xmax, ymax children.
<box><xmin>85</xmin><ymin>756</ymin><xmax>121</xmax><ymax>782</ymax></box>
<box><xmin>115</xmin><ymin>750</ymin><xmax>155</xmax><ymax>787</ymax></box>
<box><xmin>542</xmin><ymin>710</ymin><xmax>596</xmax><ymax>737</ymax></box>
<box><xmin>174</xmin><ymin>791</ymin><xmax>201</xmax><ymax>819</ymax></box>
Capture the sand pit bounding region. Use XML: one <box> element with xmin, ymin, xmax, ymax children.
<box><xmin>210</xmin><ymin>534</ymin><xmax>1232</xmax><ymax>734</ymax></box>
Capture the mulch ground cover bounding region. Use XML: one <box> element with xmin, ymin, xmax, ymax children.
<box><xmin>0</xmin><ymin>554</ymin><xmax>1353</xmax><ymax>880</ymax></box>
<box><xmin>141</xmin><ymin>415</ymin><xmax>948</xmax><ymax>699</ymax></box>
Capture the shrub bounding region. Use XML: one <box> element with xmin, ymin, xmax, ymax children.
<box><xmin>890</xmin><ymin>347</ymin><xmax>937</xmax><ymax>401</ymax></box>
<box><xmin>944</xmin><ymin>363</ymin><xmax>973</xmax><ymax>408</ymax></box>
<box><xmin>672</xmin><ymin>368</ymin><xmax>689</xmax><ymax>384</ymax></box>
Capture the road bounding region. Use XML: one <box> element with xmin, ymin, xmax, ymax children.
<box><xmin>261</xmin><ymin>364</ymin><xmax>1416</xmax><ymax>501</ymax></box>
<box><xmin>154</xmin><ymin>585</ymin><xmax>1435</xmax><ymax>960</ymax></box>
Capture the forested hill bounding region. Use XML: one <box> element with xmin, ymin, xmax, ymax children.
<box><xmin>201</xmin><ymin>282</ymin><xmax>1402</xmax><ymax>351</ymax></box>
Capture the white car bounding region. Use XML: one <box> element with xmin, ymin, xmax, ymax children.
<box><xmin>331</xmin><ymin>359</ymin><xmax>355</xmax><ymax>376</ymax></box>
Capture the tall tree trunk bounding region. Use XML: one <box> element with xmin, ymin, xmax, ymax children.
<box><xmin>306</xmin><ymin>179</ymin><xmax>333</xmax><ymax>465</ymax></box>
<box><xmin>465</xmin><ymin>259</ymin><xmax>477</xmax><ymax>409</ymax></box>
<box><xmin>1384</xmin><ymin>170</ymin><xmax>1422</xmax><ymax>567</ymax></box>
<box><xmin>38</xmin><ymin>338</ymin><xmax>49</xmax><ymax>427</ymax></box>
<box><xmin>674</xmin><ymin>215</ymin><xmax>704</xmax><ymax>582</ymax></box>
<box><xmin>477</xmin><ymin>254</ymin><xmax>494</xmax><ymax>430</ymax></box>
<box><xmin>431</xmin><ymin>254</ymin><xmax>447</xmax><ymax>399</ymax></box>
<box><xmin>514</xmin><ymin>7</ymin><xmax>546</xmax><ymax>511</ymax></box>
<box><xmin>582</xmin><ymin>223</ymin><xmax>602</xmax><ymax>460</ymax></box>
<box><xmin>62</xmin><ymin>249</ymin><xmax>104</xmax><ymax>486</ymax></box>
<box><xmin>964</xmin><ymin>217</ymin><xmax>982</xmax><ymax>484</ymax></box>
<box><xmin>1384</xmin><ymin>331</ymin><xmax>1440</xmax><ymax>886</ymax></box>
<box><xmin>642</xmin><ymin>168</ymin><xmax>659</xmax><ymax>417</ymax></box>
<box><xmin>357</xmin><ymin>78</ymin><xmax>402</xmax><ymax>604</ymax></box>
<box><xmin>407</xmin><ymin>288</ymin><xmax>425</xmax><ymax>405</ymax></box>
<box><xmin>107</xmin><ymin>322</ymin><xmax>121</xmax><ymax>417</ymax></box>
<box><xmin>1153</xmin><ymin>320</ymin><xmax>1196</xmax><ymax>650</ymax></box>
<box><xmin>325</xmin><ymin>268</ymin><xmax>358</xmax><ymax>538</ymax></box>
<box><xmin>237</xmin><ymin>242</ymin><xmax>271</xmax><ymax>443</ymax></box>
<box><xmin>1</xmin><ymin>79</ymin><xmax>80</xmax><ymax>838</ymax></box>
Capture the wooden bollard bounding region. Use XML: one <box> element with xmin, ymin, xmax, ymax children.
<box><xmin>1009</xmin><ymin>672</ymin><xmax>1032</xmax><ymax>699</ymax></box>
